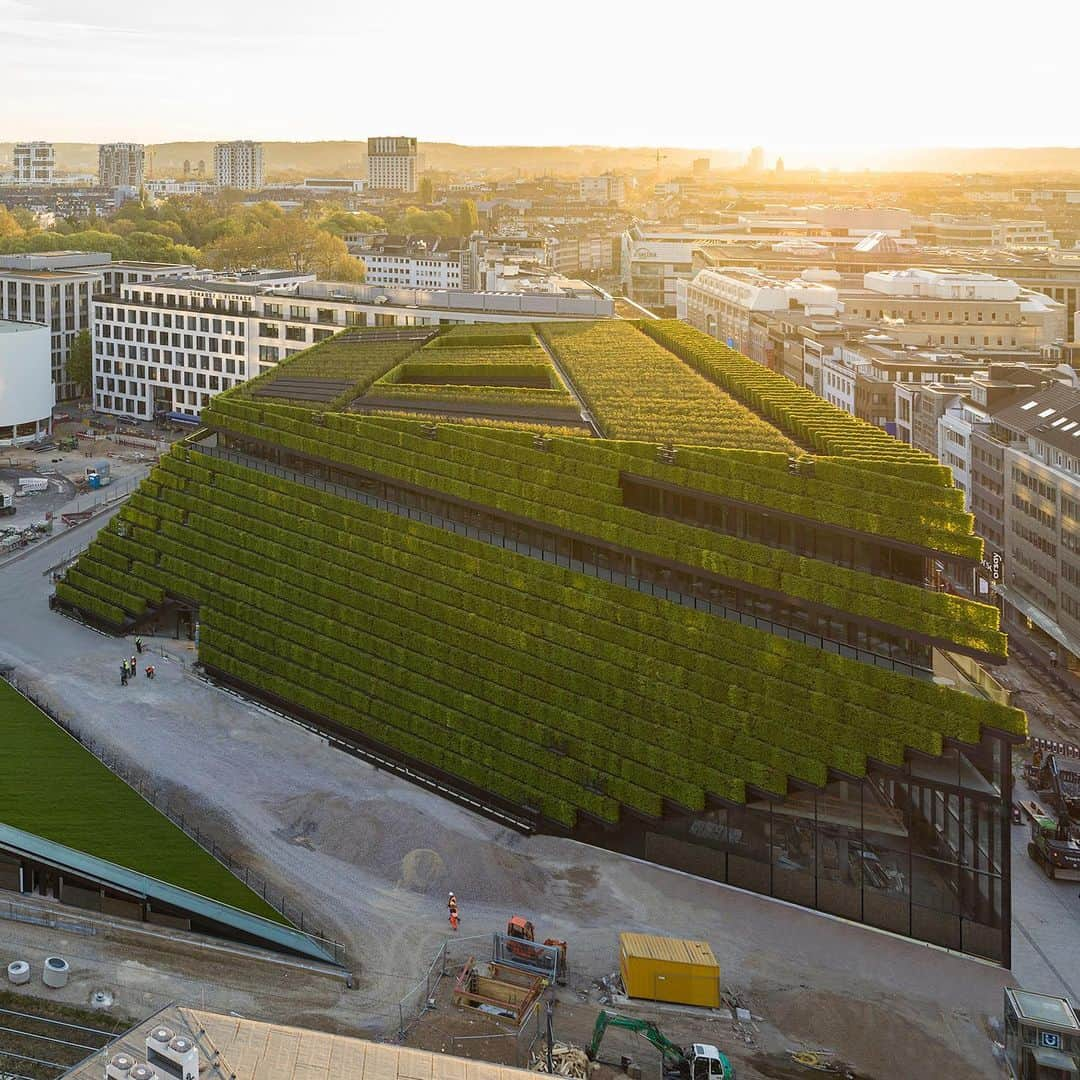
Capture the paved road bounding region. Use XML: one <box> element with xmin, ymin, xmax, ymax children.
<box><xmin>0</xmin><ymin>512</ymin><xmax>1072</xmax><ymax>1075</ymax></box>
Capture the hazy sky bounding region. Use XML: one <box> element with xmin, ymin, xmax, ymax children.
<box><xmin>2</xmin><ymin>0</ymin><xmax>1077</xmax><ymax>157</ymax></box>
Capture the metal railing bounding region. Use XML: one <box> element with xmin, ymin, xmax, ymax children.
<box><xmin>0</xmin><ymin>896</ymin><xmax>97</xmax><ymax>937</ymax></box>
<box><xmin>0</xmin><ymin>671</ymin><xmax>346</xmax><ymax>967</ymax></box>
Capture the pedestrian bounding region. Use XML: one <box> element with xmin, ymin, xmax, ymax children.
<box><xmin>121</xmin><ymin>662</ymin><xmax>128</xmax><ymax>687</ymax></box>
<box><xmin>1049</xmin><ymin>649</ymin><xmax>1058</xmax><ymax>668</ymax></box>
<box><xmin>135</xmin><ymin>636</ymin><xmax>143</xmax><ymax>655</ymax></box>
<box><xmin>130</xmin><ymin>654</ymin><xmax>137</xmax><ymax>674</ymax></box>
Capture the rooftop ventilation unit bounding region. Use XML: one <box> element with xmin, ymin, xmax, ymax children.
<box><xmin>106</xmin><ymin>1053</ymin><xmax>138</xmax><ymax>1080</ymax></box>
<box><xmin>146</xmin><ymin>1026</ymin><xmax>199</xmax><ymax>1080</ymax></box>
<box><xmin>128</xmin><ymin>1066</ymin><xmax>158</xmax><ymax>1080</ymax></box>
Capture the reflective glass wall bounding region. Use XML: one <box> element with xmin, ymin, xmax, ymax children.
<box><xmin>590</xmin><ymin>733</ymin><xmax>1012</xmax><ymax>965</ymax></box>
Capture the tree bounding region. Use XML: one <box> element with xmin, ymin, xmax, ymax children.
<box><xmin>0</xmin><ymin>208</ymin><xmax>25</xmax><ymax>239</ymax></box>
<box><xmin>457</xmin><ymin>199</ymin><xmax>479</xmax><ymax>238</ymax></box>
<box><xmin>67</xmin><ymin>330</ymin><xmax>92</xmax><ymax>398</ymax></box>
<box><xmin>419</xmin><ymin>177</ymin><xmax>434</xmax><ymax>205</ymax></box>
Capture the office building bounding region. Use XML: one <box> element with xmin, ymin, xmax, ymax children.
<box><xmin>91</xmin><ymin>274</ymin><xmax>614</xmax><ymax>420</ymax></box>
<box><xmin>915</xmin><ymin>214</ymin><xmax>1057</xmax><ymax>250</ymax></box>
<box><xmin>366</xmin><ymin>137</ymin><xmax>418</xmax><ymax>192</ymax></box>
<box><xmin>0</xmin><ymin>321</ymin><xmax>52</xmax><ymax>445</ymax></box>
<box><xmin>346</xmin><ymin>235</ymin><xmax>466</xmax><ymax>289</ymax></box>
<box><xmin>579</xmin><ymin>174</ymin><xmax>626</xmax><ymax>206</ymax></box>
<box><xmin>13</xmin><ymin>141</ymin><xmax>55</xmax><ymax>184</ymax></box>
<box><xmin>213</xmin><ymin>141</ymin><xmax>265</xmax><ymax>191</ymax></box>
<box><xmin>65</xmin><ymin>317</ymin><xmax>1023</xmax><ymax>967</ymax></box>
<box><xmin>98</xmin><ymin>143</ymin><xmax>145</xmax><ymax>189</ymax></box>
<box><xmin>0</xmin><ymin>252</ymin><xmax>190</xmax><ymax>401</ymax></box>
<box><xmin>677</xmin><ymin>266</ymin><xmax>841</xmax><ymax>354</ymax></box>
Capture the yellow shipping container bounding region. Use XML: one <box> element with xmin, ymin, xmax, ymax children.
<box><xmin>618</xmin><ymin>933</ymin><xmax>721</xmax><ymax>1008</ymax></box>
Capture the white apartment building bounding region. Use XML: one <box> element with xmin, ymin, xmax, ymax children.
<box><xmin>98</xmin><ymin>143</ymin><xmax>145</xmax><ymax>189</ymax></box>
<box><xmin>677</xmin><ymin>266</ymin><xmax>841</xmax><ymax>353</ymax></box>
<box><xmin>13</xmin><ymin>141</ymin><xmax>55</xmax><ymax>184</ymax></box>
<box><xmin>579</xmin><ymin>174</ymin><xmax>626</xmax><ymax>206</ymax></box>
<box><xmin>346</xmin><ymin>236</ymin><xmax>465</xmax><ymax>289</ymax></box>
<box><xmin>213</xmin><ymin>141</ymin><xmax>264</xmax><ymax>191</ymax></box>
<box><xmin>91</xmin><ymin>276</ymin><xmax>614</xmax><ymax>420</ymax></box>
<box><xmin>366</xmin><ymin>137</ymin><xmax>418</xmax><ymax>193</ymax></box>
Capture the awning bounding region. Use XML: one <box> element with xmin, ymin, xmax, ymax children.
<box><xmin>164</xmin><ymin>411</ymin><xmax>201</xmax><ymax>426</ymax></box>
<box><xmin>1032</xmin><ymin>1045</ymin><xmax>1079</xmax><ymax>1073</ymax></box>
<box><xmin>996</xmin><ymin>584</ymin><xmax>1080</xmax><ymax>659</ymax></box>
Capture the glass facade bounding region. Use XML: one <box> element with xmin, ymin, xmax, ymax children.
<box><xmin>585</xmin><ymin>733</ymin><xmax>1013</xmax><ymax>965</ymax></box>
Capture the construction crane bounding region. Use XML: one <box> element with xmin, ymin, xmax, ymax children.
<box><xmin>586</xmin><ymin>1011</ymin><xmax>735</xmax><ymax>1080</ymax></box>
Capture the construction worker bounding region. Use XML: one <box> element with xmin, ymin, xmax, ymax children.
<box><xmin>121</xmin><ymin>661</ymin><xmax>128</xmax><ymax>687</ymax></box>
<box><xmin>130</xmin><ymin>654</ymin><xmax>137</xmax><ymax>674</ymax></box>
<box><xmin>448</xmin><ymin>892</ymin><xmax>459</xmax><ymax>931</ymax></box>
<box><xmin>145</xmin><ymin>664</ymin><xmax>155</xmax><ymax>680</ymax></box>
<box><xmin>135</xmin><ymin>636</ymin><xmax>144</xmax><ymax>655</ymax></box>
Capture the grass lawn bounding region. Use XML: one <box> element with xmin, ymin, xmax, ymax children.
<box><xmin>0</xmin><ymin>679</ymin><xmax>284</xmax><ymax>922</ymax></box>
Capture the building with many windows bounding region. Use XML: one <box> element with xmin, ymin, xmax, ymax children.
<box><xmin>12</xmin><ymin>141</ymin><xmax>55</xmax><ymax>184</ymax></box>
<box><xmin>213</xmin><ymin>141</ymin><xmax>264</xmax><ymax>191</ymax></box>
<box><xmin>579</xmin><ymin>174</ymin><xmax>626</xmax><ymax>206</ymax></box>
<box><xmin>366</xmin><ymin>136</ymin><xmax>418</xmax><ymax>192</ymax></box>
<box><xmin>346</xmin><ymin>235</ymin><xmax>466</xmax><ymax>289</ymax></box>
<box><xmin>98</xmin><ymin>143</ymin><xmax>145</xmax><ymax>189</ymax></box>
<box><xmin>0</xmin><ymin>252</ymin><xmax>192</xmax><ymax>401</ymax></box>
<box><xmin>91</xmin><ymin>275</ymin><xmax>615</xmax><ymax>420</ymax></box>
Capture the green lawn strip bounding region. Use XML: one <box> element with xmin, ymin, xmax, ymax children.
<box><xmin>0</xmin><ymin>680</ymin><xmax>284</xmax><ymax>922</ymax></box>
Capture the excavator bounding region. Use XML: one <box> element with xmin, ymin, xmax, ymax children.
<box><xmin>586</xmin><ymin>1010</ymin><xmax>735</xmax><ymax>1080</ymax></box>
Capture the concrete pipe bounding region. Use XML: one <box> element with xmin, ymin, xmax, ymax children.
<box><xmin>42</xmin><ymin>956</ymin><xmax>69</xmax><ymax>988</ymax></box>
<box><xmin>7</xmin><ymin>960</ymin><xmax>30</xmax><ymax>985</ymax></box>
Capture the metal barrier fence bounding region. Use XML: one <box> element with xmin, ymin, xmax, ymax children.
<box><xmin>0</xmin><ymin>671</ymin><xmax>346</xmax><ymax>967</ymax></box>
<box><xmin>393</xmin><ymin>939</ymin><xmax>450</xmax><ymax>1040</ymax></box>
<box><xmin>0</xmin><ymin>896</ymin><xmax>97</xmax><ymax>937</ymax></box>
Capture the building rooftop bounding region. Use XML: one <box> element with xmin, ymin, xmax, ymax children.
<box><xmin>66</xmin><ymin>1006</ymin><xmax>538</xmax><ymax>1080</ymax></box>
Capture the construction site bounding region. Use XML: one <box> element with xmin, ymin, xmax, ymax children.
<box><xmin>2</xmin><ymin>324</ymin><xmax>1080</xmax><ymax>1080</ymax></box>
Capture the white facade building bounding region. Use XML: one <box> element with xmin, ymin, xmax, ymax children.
<box><xmin>579</xmin><ymin>175</ymin><xmax>626</xmax><ymax>206</ymax></box>
<box><xmin>92</xmin><ymin>276</ymin><xmax>614</xmax><ymax>419</ymax></box>
<box><xmin>213</xmin><ymin>141</ymin><xmax>264</xmax><ymax>191</ymax></box>
<box><xmin>347</xmin><ymin>237</ymin><xmax>465</xmax><ymax>289</ymax></box>
<box><xmin>145</xmin><ymin>179</ymin><xmax>216</xmax><ymax>197</ymax></box>
<box><xmin>98</xmin><ymin>143</ymin><xmax>145</xmax><ymax>189</ymax></box>
<box><xmin>677</xmin><ymin>266</ymin><xmax>841</xmax><ymax>353</ymax></box>
<box><xmin>367</xmin><ymin>137</ymin><xmax>418</xmax><ymax>193</ymax></box>
<box><xmin>0</xmin><ymin>321</ymin><xmax>52</xmax><ymax>444</ymax></box>
<box><xmin>13</xmin><ymin>141</ymin><xmax>55</xmax><ymax>184</ymax></box>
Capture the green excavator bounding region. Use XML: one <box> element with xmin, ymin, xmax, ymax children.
<box><xmin>586</xmin><ymin>1010</ymin><xmax>735</xmax><ymax>1080</ymax></box>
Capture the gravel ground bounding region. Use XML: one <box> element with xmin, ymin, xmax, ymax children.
<box><xmin>0</xmin><ymin>513</ymin><xmax>1067</xmax><ymax>1076</ymax></box>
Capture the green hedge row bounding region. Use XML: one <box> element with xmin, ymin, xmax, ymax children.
<box><xmin>55</xmin><ymin>581</ymin><xmax>126</xmax><ymax>626</ymax></box>
<box><xmin>208</xmin><ymin>399</ymin><xmax>1004</xmax><ymax>656</ymax></box>
<box><xmin>67</xmin><ymin>442</ymin><xmax>1019</xmax><ymax>829</ymax></box>
<box><xmin>641</xmin><ymin>321</ymin><xmax>942</xmax><ymax>469</ymax></box>
<box><xmin>538</xmin><ymin>321</ymin><xmax>797</xmax><ymax>453</ymax></box>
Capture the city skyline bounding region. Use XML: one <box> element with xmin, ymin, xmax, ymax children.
<box><xmin>3</xmin><ymin>0</ymin><xmax>1079</xmax><ymax>164</ymax></box>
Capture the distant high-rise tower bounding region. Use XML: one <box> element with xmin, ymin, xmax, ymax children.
<box><xmin>183</xmin><ymin>159</ymin><xmax>191</xmax><ymax>177</ymax></box>
<box><xmin>213</xmin><ymin>141</ymin><xmax>264</xmax><ymax>191</ymax></box>
<box><xmin>692</xmin><ymin>157</ymin><xmax>710</xmax><ymax>176</ymax></box>
<box><xmin>98</xmin><ymin>143</ymin><xmax>145</xmax><ymax>189</ymax></box>
<box><xmin>746</xmin><ymin>146</ymin><xmax>765</xmax><ymax>173</ymax></box>
<box><xmin>775</xmin><ymin>156</ymin><xmax>785</xmax><ymax>174</ymax></box>
<box><xmin>13</xmin><ymin>141</ymin><xmax>55</xmax><ymax>184</ymax></box>
<box><xmin>367</xmin><ymin>136</ymin><xmax>418</xmax><ymax>193</ymax></box>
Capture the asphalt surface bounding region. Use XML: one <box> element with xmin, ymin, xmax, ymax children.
<box><xmin>0</xmin><ymin>512</ymin><xmax>1076</xmax><ymax>1075</ymax></box>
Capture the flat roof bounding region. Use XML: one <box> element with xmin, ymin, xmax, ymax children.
<box><xmin>1007</xmin><ymin>988</ymin><xmax>1080</xmax><ymax>1029</ymax></box>
<box><xmin>64</xmin><ymin>1006</ymin><xmax>542</xmax><ymax>1080</ymax></box>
